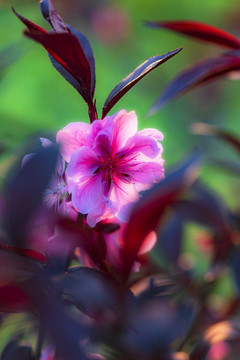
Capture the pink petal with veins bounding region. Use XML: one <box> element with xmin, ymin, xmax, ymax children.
<box><xmin>71</xmin><ymin>175</ymin><xmax>103</xmax><ymax>214</ymax></box>
<box><xmin>57</xmin><ymin>122</ymin><xmax>90</xmax><ymax>162</ymax></box>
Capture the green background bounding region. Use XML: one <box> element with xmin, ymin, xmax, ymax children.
<box><xmin>0</xmin><ymin>0</ymin><xmax>239</xmax><ymax>204</ymax></box>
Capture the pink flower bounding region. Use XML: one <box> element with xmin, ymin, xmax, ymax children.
<box><xmin>40</xmin><ymin>138</ymin><xmax>71</xmax><ymax>215</ymax></box>
<box><xmin>57</xmin><ymin>110</ymin><xmax>164</xmax><ymax>227</ymax></box>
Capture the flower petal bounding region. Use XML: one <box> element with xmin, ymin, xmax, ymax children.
<box><xmin>110</xmin><ymin>179</ymin><xmax>139</xmax><ymax>222</ymax></box>
<box><xmin>87</xmin><ymin>198</ymin><xmax>117</xmax><ymax>227</ymax></box>
<box><xmin>93</xmin><ymin>130</ymin><xmax>112</xmax><ymax>158</ymax></box>
<box><xmin>56</xmin><ymin>122</ymin><xmax>90</xmax><ymax>162</ymax></box>
<box><xmin>71</xmin><ymin>175</ymin><xmax>103</xmax><ymax>215</ymax></box>
<box><xmin>66</xmin><ymin>146</ymin><xmax>100</xmax><ymax>191</ymax></box>
<box><xmin>110</xmin><ymin>110</ymin><xmax>138</xmax><ymax>154</ymax></box>
<box><xmin>131</xmin><ymin>162</ymin><xmax>165</xmax><ymax>184</ymax></box>
<box><xmin>120</xmin><ymin>134</ymin><xmax>161</xmax><ymax>159</ymax></box>
<box><xmin>138</xmin><ymin>128</ymin><xmax>164</xmax><ymax>141</ymax></box>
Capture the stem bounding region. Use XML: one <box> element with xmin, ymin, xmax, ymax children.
<box><xmin>88</xmin><ymin>100</ymin><xmax>98</xmax><ymax>123</ymax></box>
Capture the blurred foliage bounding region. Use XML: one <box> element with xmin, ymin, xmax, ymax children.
<box><xmin>0</xmin><ymin>1</ymin><xmax>240</xmax><ymax>359</ymax></box>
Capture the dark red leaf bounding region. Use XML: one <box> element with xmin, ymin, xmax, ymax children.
<box><xmin>49</xmin><ymin>27</ymin><xmax>96</xmax><ymax>103</ymax></box>
<box><xmin>0</xmin><ymin>284</ymin><xmax>32</xmax><ymax>312</ymax></box>
<box><xmin>145</xmin><ymin>20</ymin><xmax>240</xmax><ymax>49</ymax></box>
<box><xmin>68</xmin><ymin>26</ymin><xmax>96</xmax><ymax>98</ymax></box>
<box><xmin>40</xmin><ymin>0</ymin><xmax>68</xmax><ymax>32</ymax></box>
<box><xmin>40</xmin><ymin>0</ymin><xmax>96</xmax><ymax>103</ymax></box>
<box><xmin>149</xmin><ymin>52</ymin><xmax>240</xmax><ymax>114</ymax></box>
<box><xmin>24</xmin><ymin>31</ymin><xmax>92</xmax><ymax>104</ymax></box>
<box><xmin>14</xmin><ymin>8</ymin><xmax>95</xmax><ymax>108</ymax></box>
<box><xmin>191</xmin><ymin>122</ymin><xmax>240</xmax><ymax>155</ymax></box>
<box><xmin>12</xmin><ymin>7</ymin><xmax>47</xmax><ymax>34</ymax></box>
<box><xmin>121</xmin><ymin>153</ymin><xmax>201</xmax><ymax>282</ymax></box>
<box><xmin>102</xmin><ymin>48</ymin><xmax>182</xmax><ymax>118</ymax></box>
<box><xmin>40</xmin><ymin>0</ymin><xmax>96</xmax><ymax>100</ymax></box>
<box><xmin>0</xmin><ymin>243</ymin><xmax>46</xmax><ymax>264</ymax></box>
<box><xmin>57</xmin><ymin>217</ymin><xmax>107</xmax><ymax>266</ymax></box>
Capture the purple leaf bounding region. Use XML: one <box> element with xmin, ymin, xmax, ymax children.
<box><xmin>53</xmin><ymin>267</ymin><xmax>133</xmax><ymax>318</ymax></box>
<box><xmin>145</xmin><ymin>20</ymin><xmax>240</xmax><ymax>49</ymax></box>
<box><xmin>102</xmin><ymin>48</ymin><xmax>182</xmax><ymax>118</ymax></box>
<box><xmin>121</xmin><ymin>152</ymin><xmax>201</xmax><ymax>282</ymax></box>
<box><xmin>5</xmin><ymin>145</ymin><xmax>58</xmax><ymax>244</ymax></box>
<box><xmin>175</xmin><ymin>184</ymin><xmax>230</xmax><ymax>234</ymax></box>
<box><xmin>40</xmin><ymin>0</ymin><xmax>68</xmax><ymax>32</ymax></box>
<box><xmin>12</xmin><ymin>7</ymin><xmax>47</xmax><ymax>34</ymax></box>
<box><xmin>208</xmin><ymin>158</ymin><xmax>240</xmax><ymax>175</ymax></box>
<box><xmin>191</xmin><ymin>122</ymin><xmax>240</xmax><ymax>155</ymax></box>
<box><xmin>1</xmin><ymin>341</ymin><xmax>33</xmax><ymax>360</ymax></box>
<box><xmin>156</xmin><ymin>211</ymin><xmax>183</xmax><ymax>265</ymax></box>
<box><xmin>174</xmin><ymin>184</ymin><xmax>232</xmax><ymax>262</ymax></box>
<box><xmin>123</xmin><ymin>299</ymin><xmax>196</xmax><ymax>354</ymax></box>
<box><xmin>149</xmin><ymin>51</ymin><xmax>240</xmax><ymax>114</ymax></box>
<box><xmin>231</xmin><ymin>247</ymin><xmax>240</xmax><ymax>296</ymax></box>
<box><xmin>30</xmin><ymin>274</ymin><xmax>88</xmax><ymax>360</ymax></box>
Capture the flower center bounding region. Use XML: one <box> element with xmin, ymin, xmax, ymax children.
<box><xmin>43</xmin><ymin>172</ymin><xmax>70</xmax><ymax>212</ymax></box>
<box><xmin>93</xmin><ymin>152</ymin><xmax>136</xmax><ymax>197</ymax></box>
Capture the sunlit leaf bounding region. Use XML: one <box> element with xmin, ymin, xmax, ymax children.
<box><xmin>102</xmin><ymin>48</ymin><xmax>182</xmax><ymax>118</ymax></box>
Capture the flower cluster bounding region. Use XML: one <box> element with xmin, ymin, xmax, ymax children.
<box><xmin>56</xmin><ymin>109</ymin><xmax>164</xmax><ymax>227</ymax></box>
